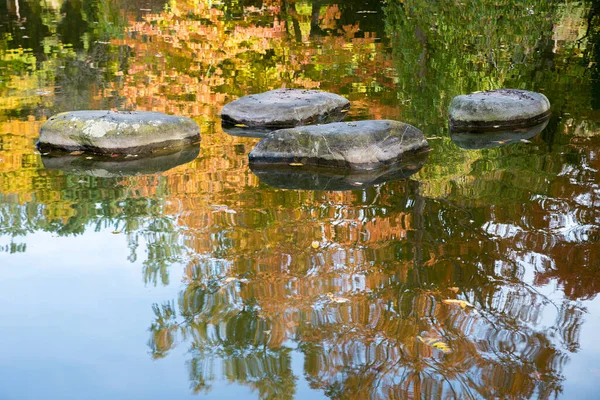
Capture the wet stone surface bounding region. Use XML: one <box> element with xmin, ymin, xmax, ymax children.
<box><xmin>248</xmin><ymin>120</ymin><xmax>428</xmax><ymax>170</ymax></box>
<box><xmin>220</xmin><ymin>88</ymin><xmax>350</xmax><ymax>129</ymax></box>
<box><xmin>37</xmin><ymin>110</ymin><xmax>200</xmax><ymax>155</ymax></box>
<box><xmin>449</xmin><ymin>89</ymin><xmax>551</xmax><ymax>130</ymax></box>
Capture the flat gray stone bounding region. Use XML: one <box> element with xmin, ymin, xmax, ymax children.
<box><xmin>37</xmin><ymin>110</ymin><xmax>200</xmax><ymax>155</ymax></box>
<box><xmin>221</xmin><ymin>88</ymin><xmax>350</xmax><ymax>129</ymax></box>
<box><xmin>451</xmin><ymin>120</ymin><xmax>548</xmax><ymax>150</ymax></box>
<box><xmin>248</xmin><ymin>120</ymin><xmax>428</xmax><ymax>170</ymax></box>
<box><xmin>250</xmin><ymin>151</ymin><xmax>428</xmax><ymax>191</ymax></box>
<box><xmin>41</xmin><ymin>145</ymin><xmax>199</xmax><ymax>177</ymax></box>
<box><xmin>449</xmin><ymin>89</ymin><xmax>550</xmax><ymax>130</ymax></box>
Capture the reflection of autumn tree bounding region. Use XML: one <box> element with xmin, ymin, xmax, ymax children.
<box><xmin>107</xmin><ymin>0</ymin><xmax>397</xmax><ymax>120</ymax></box>
<box><xmin>146</xmin><ymin>177</ymin><xmax>587</xmax><ymax>398</ymax></box>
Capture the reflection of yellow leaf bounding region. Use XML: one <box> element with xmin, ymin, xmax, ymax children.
<box><xmin>327</xmin><ymin>293</ymin><xmax>350</xmax><ymax>303</ymax></box>
<box><xmin>443</xmin><ymin>299</ymin><xmax>473</xmax><ymax>308</ymax></box>
<box><xmin>234</xmin><ymin>123</ymin><xmax>248</xmax><ymax>128</ymax></box>
<box><xmin>417</xmin><ymin>336</ymin><xmax>451</xmax><ymax>353</ymax></box>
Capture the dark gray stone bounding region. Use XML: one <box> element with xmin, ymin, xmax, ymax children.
<box><xmin>451</xmin><ymin>120</ymin><xmax>548</xmax><ymax>150</ymax></box>
<box><xmin>250</xmin><ymin>150</ymin><xmax>428</xmax><ymax>191</ymax></box>
<box><xmin>41</xmin><ymin>145</ymin><xmax>199</xmax><ymax>177</ymax></box>
<box><xmin>221</xmin><ymin>88</ymin><xmax>350</xmax><ymax>129</ymax></box>
<box><xmin>449</xmin><ymin>89</ymin><xmax>550</xmax><ymax>130</ymax></box>
<box><xmin>37</xmin><ymin>110</ymin><xmax>200</xmax><ymax>155</ymax></box>
<box><xmin>249</xmin><ymin>120</ymin><xmax>428</xmax><ymax>170</ymax></box>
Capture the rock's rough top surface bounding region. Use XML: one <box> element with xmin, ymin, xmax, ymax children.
<box><xmin>449</xmin><ymin>89</ymin><xmax>551</xmax><ymax>130</ymax></box>
<box><xmin>37</xmin><ymin>110</ymin><xmax>200</xmax><ymax>154</ymax></box>
<box><xmin>41</xmin><ymin>145</ymin><xmax>199</xmax><ymax>177</ymax></box>
<box><xmin>221</xmin><ymin>88</ymin><xmax>350</xmax><ymax>129</ymax></box>
<box><xmin>248</xmin><ymin>120</ymin><xmax>428</xmax><ymax>170</ymax></box>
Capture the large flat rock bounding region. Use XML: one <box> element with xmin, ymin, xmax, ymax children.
<box><xmin>221</xmin><ymin>88</ymin><xmax>350</xmax><ymax>129</ymax></box>
<box><xmin>449</xmin><ymin>89</ymin><xmax>550</xmax><ymax>130</ymax></box>
<box><xmin>37</xmin><ymin>110</ymin><xmax>200</xmax><ymax>155</ymax></box>
<box><xmin>248</xmin><ymin>120</ymin><xmax>428</xmax><ymax>170</ymax></box>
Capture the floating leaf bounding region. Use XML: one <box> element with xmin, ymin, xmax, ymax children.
<box><xmin>417</xmin><ymin>336</ymin><xmax>451</xmax><ymax>353</ymax></box>
<box><xmin>448</xmin><ymin>287</ymin><xmax>459</xmax><ymax>293</ymax></box>
<box><xmin>234</xmin><ymin>123</ymin><xmax>248</xmax><ymax>128</ymax></box>
<box><xmin>264</xmin><ymin>330</ymin><xmax>271</xmax><ymax>335</ymax></box>
<box><xmin>289</xmin><ymin>162</ymin><xmax>303</xmax><ymax>167</ymax></box>
<box><xmin>520</xmin><ymin>139</ymin><xmax>532</xmax><ymax>143</ymax></box>
<box><xmin>111</xmin><ymin>231</ymin><xmax>121</xmax><ymax>234</ymax></box>
<box><xmin>70</xmin><ymin>151</ymin><xmax>84</xmax><ymax>155</ymax></box>
<box><xmin>327</xmin><ymin>293</ymin><xmax>350</xmax><ymax>303</ymax></box>
<box><xmin>443</xmin><ymin>299</ymin><xmax>473</xmax><ymax>308</ymax></box>
<box><xmin>311</xmin><ymin>241</ymin><xmax>320</xmax><ymax>249</ymax></box>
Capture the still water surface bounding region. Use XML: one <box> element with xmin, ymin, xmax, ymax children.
<box><xmin>1</xmin><ymin>0</ymin><xmax>600</xmax><ymax>399</ymax></box>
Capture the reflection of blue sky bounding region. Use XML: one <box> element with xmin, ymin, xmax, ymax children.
<box><xmin>0</xmin><ymin>230</ymin><xmax>325</xmax><ymax>399</ymax></box>
<box><xmin>563</xmin><ymin>296</ymin><xmax>600</xmax><ymax>400</ymax></box>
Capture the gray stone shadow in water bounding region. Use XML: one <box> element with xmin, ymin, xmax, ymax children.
<box><xmin>249</xmin><ymin>150</ymin><xmax>428</xmax><ymax>191</ymax></box>
<box><xmin>450</xmin><ymin>120</ymin><xmax>548</xmax><ymax>150</ymax></box>
<box><xmin>41</xmin><ymin>145</ymin><xmax>200</xmax><ymax>177</ymax></box>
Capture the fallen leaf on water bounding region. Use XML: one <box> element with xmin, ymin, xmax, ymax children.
<box><xmin>234</xmin><ymin>123</ymin><xmax>248</xmax><ymax>128</ymax></box>
<box><xmin>494</xmin><ymin>140</ymin><xmax>510</xmax><ymax>144</ymax></box>
<box><xmin>520</xmin><ymin>139</ymin><xmax>532</xmax><ymax>143</ymax></box>
<box><xmin>427</xmin><ymin>136</ymin><xmax>443</xmax><ymax>140</ymax></box>
<box><xmin>264</xmin><ymin>330</ymin><xmax>271</xmax><ymax>335</ymax></box>
<box><xmin>70</xmin><ymin>151</ymin><xmax>84</xmax><ymax>155</ymax></box>
<box><xmin>443</xmin><ymin>299</ymin><xmax>474</xmax><ymax>308</ymax></box>
<box><xmin>448</xmin><ymin>287</ymin><xmax>459</xmax><ymax>293</ymax></box>
<box><xmin>311</xmin><ymin>241</ymin><xmax>320</xmax><ymax>249</ymax></box>
<box><xmin>112</xmin><ymin>231</ymin><xmax>121</xmax><ymax>234</ymax></box>
<box><xmin>85</xmin><ymin>157</ymin><xmax>93</xmax><ymax>160</ymax></box>
<box><xmin>341</xmin><ymin>109</ymin><xmax>349</xmax><ymax>113</ymax></box>
<box><xmin>327</xmin><ymin>293</ymin><xmax>350</xmax><ymax>303</ymax></box>
<box><xmin>224</xmin><ymin>277</ymin><xmax>237</xmax><ymax>283</ymax></box>
<box><xmin>417</xmin><ymin>336</ymin><xmax>451</xmax><ymax>353</ymax></box>
<box><xmin>289</xmin><ymin>163</ymin><xmax>303</xmax><ymax>167</ymax></box>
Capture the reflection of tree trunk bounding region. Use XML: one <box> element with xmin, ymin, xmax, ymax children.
<box><xmin>412</xmin><ymin>184</ymin><xmax>425</xmax><ymax>285</ymax></box>
<box><xmin>415</xmin><ymin>25</ymin><xmax>428</xmax><ymax>85</ymax></box>
<box><xmin>282</xmin><ymin>0</ymin><xmax>302</xmax><ymax>42</ymax></box>
<box><xmin>309</xmin><ymin>0</ymin><xmax>323</xmax><ymax>38</ymax></box>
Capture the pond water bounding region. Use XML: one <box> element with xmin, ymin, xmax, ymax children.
<box><xmin>1</xmin><ymin>0</ymin><xmax>600</xmax><ymax>399</ymax></box>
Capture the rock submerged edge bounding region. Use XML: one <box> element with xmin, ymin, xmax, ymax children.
<box><xmin>37</xmin><ymin>110</ymin><xmax>201</xmax><ymax>155</ymax></box>
<box><xmin>449</xmin><ymin>89</ymin><xmax>551</xmax><ymax>131</ymax></box>
<box><xmin>248</xmin><ymin>120</ymin><xmax>429</xmax><ymax>171</ymax></box>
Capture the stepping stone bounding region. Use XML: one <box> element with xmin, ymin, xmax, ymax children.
<box><xmin>221</xmin><ymin>88</ymin><xmax>350</xmax><ymax>129</ymax></box>
<box><xmin>248</xmin><ymin>120</ymin><xmax>428</xmax><ymax>170</ymax></box>
<box><xmin>37</xmin><ymin>110</ymin><xmax>200</xmax><ymax>155</ymax></box>
<box><xmin>449</xmin><ymin>89</ymin><xmax>550</xmax><ymax>131</ymax></box>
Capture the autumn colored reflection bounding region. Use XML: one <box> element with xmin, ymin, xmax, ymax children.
<box><xmin>1</xmin><ymin>0</ymin><xmax>600</xmax><ymax>399</ymax></box>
